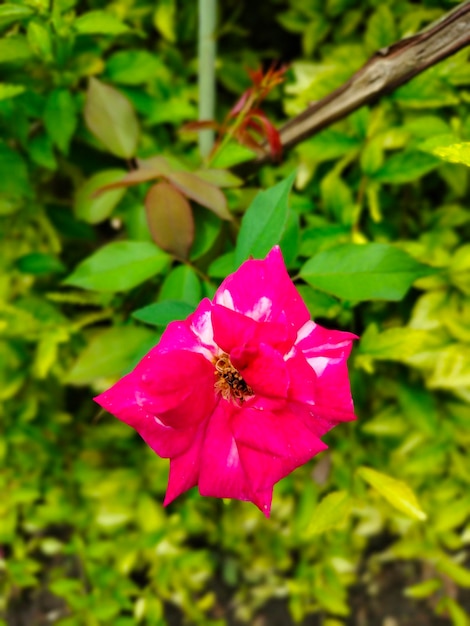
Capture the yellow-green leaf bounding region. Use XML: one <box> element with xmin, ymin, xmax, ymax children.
<box><xmin>357</xmin><ymin>466</ymin><xmax>427</xmax><ymax>521</ymax></box>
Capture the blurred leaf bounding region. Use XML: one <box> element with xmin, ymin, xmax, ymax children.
<box><xmin>357</xmin><ymin>324</ymin><xmax>434</xmax><ymax>364</ymax></box>
<box><xmin>16</xmin><ymin>253</ymin><xmax>65</xmax><ymax>275</ymax></box>
<box><xmin>357</xmin><ymin>466</ymin><xmax>427</xmax><ymax>521</ymax></box>
<box><xmin>430</xmin><ymin>142</ymin><xmax>470</xmax><ymax>167</ymax></box>
<box><xmin>0</xmin><ymin>83</ymin><xmax>25</xmax><ymax>100</ymax></box>
<box><xmin>106</xmin><ymin>50</ymin><xmax>163</xmax><ymax>85</ymax></box>
<box><xmin>27</xmin><ymin>20</ymin><xmax>52</xmax><ymax>60</ymax></box>
<box><xmin>0</xmin><ymin>141</ymin><xmax>30</xmax><ymax>197</ymax></box>
<box><xmin>305</xmin><ymin>491</ymin><xmax>351</xmax><ymax>535</ymax></box>
<box><xmin>208</xmin><ymin>251</ymin><xmax>236</xmax><ymax>278</ymax></box>
<box><xmin>63</xmin><ymin>241</ymin><xmax>169</xmax><ymax>292</ymax></box>
<box><xmin>193</xmin><ymin>169</ymin><xmax>243</xmax><ymax>188</ymax></box>
<box><xmin>0</xmin><ymin>37</ymin><xmax>32</xmax><ymax>63</ymax></box>
<box><xmin>84</xmin><ymin>78</ymin><xmax>139</xmax><ymax>159</ymax></box>
<box><xmin>44</xmin><ymin>89</ymin><xmax>77</xmax><ymax>154</ymax></box>
<box><xmin>153</xmin><ymin>0</ymin><xmax>176</xmax><ymax>42</ymax></box>
<box><xmin>190</xmin><ymin>205</ymin><xmax>222</xmax><ymax>261</ymax></box>
<box><xmin>74</xmin><ymin>169</ymin><xmax>127</xmax><ymax>224</ymax></box>
<box><xmin>365</xmin><ymin>6</ymin><xmax>396</xmax><ymax>53</ymax></box>
<box><xmin>300</xmin><ymin>243</ymin><xmax>433</xmax><ymax>301</ymax></box>
<box><xmin>159</xmin><ymin>265</ymin><xmax>201</xmax><ymax>305</ymax></box>
<box><xmin>145</xmin><ymin>181</ymin><xmax>194</xmax><ymax>259</ymax></box>
<box><xmin>166</xmin><ymin>170</ymin><xmax>231</xmax><ymax>220</ymax></box>
<box><xmin>235</xmin><ymin>171</ymin><xmax>296</xmax><ymax>264</ymax></box>
<box><xmin>132</xmin><ymin>301</ymin><xmax>195</xmax><ymax>327</ymax></box>
<box><xmin>404</xmin><ymin>579</ymin><xmax>441</xmax><ymax>599</ymax></box>
<box><xmin>74</xmin><ymin>10</ymin><xmax>130</xmax><ymax>35</ymax></box>
<box><xmin>66</xmin><ymin>326</ymin><xmax>155</xmax><ymax>384</ymax></box>
<box><xmin>0</xmin><ymin>4</ymin><xmax>34</xmax><ymax>29</ymax></box>
<box><xmin>321</xmin><ymin>173</ymin><xmax>356</xmax><ymax>225</ymax></box>
<box><xmin>373</xmin><ymin>150</ymin><xmax>440</xmax><ymax>184</ymax></box>
<box><xmin>429</xmin><ymin>344</ymin><xmax>470</xmax><ymax>389</ymax></box>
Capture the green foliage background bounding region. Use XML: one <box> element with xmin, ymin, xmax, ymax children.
<box><xmin>1</xmin><ymin>0</ymin><xmax>470</xmax><ymax>624</ymax></box>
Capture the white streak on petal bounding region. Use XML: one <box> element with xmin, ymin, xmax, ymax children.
<box><xmin>295</xmin><ymin>320</ymin><xmax>316</xmax><ymax>344</ymax></box>
<box><xmin>306</xmin><ymin>356</ymin><xmax>329</xmax><ymax>376</ymax></box>
<box><xmin>226</xmin><ymin>438</ymin><xmax>240</xmax><ymax>468</ymax></box>
<box><xmin>246</xmin><ymin>296</ymin><xmax>272</xmax><ymax>321</ymax></box>
<box><xmin>190</xmin><ymin>309</ymin><xmax>217</xmax><ymax>359</ymax></box>
<box><xmin>215</xmin><ymin>288</ymin><xmax>235</xmax><ymax>310</ymax></box>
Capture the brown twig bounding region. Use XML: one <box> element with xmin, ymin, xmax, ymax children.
<box><xmin>233</xmin><ymin>1</ymin><xmax>470</xmax><ymax>175</ymax></box>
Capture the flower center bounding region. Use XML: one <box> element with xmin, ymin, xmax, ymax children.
<box><xmin>214</xmin><ymin>354</ymin><xmax>253</xmax><ymax>403</ymax></box>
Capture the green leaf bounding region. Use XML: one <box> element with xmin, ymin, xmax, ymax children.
<box><xmin>235</xmin><ymin>171</ymin><xmax>296</xmax><ymax>265</ymax></box>
<box><xmin>365</xmin><ymin>6</ymin><xmax>396</xmax><ymax>53</ymax></box>
<box><xmin>74</xmin><ymin>10</ymin><xmax>130</xmax><ymax>36</ymax></box>
<box><xmin>305</xmin><ymin>491</ymin><xmax>351</xmax><ymax>535</ymax></box>
<box><xmin>27</xmin><ymin>20</ymin><xmax>53</xmax><ymax>61</ymax></box>
<box><xmin>430</xmin><ymin>142</ymin><xmax>470</xmax><ymax>168</ymax></box>
<box><xmin>0</xmin><ymin>4</ymin><xmax>34</xmax><ymax>29</ymax></box>
<box><xmin>300</xmin><ymin>243</ymin><xmax>433</xmax><ymax>301</ymax></box>
<box><xmin>66</xmin><ymin>326</ymin><xmax>155</xmax><ymax>385</ymax></box>
<box><xmin>63</xmin><ymin>241</ymin><xmax>169</xmax><ymax>292</ymax></box>
<box><xmin>429</xmin><ymin>344</ymin><xmax>470</xmax><ymax>390</ymax></box>
<box><xmin>132</xmin><ymin>301</ymin><xmax>195</xmax><ymax>327</ymax></box>
<box><xmin>0</xmin><ymin>141</ymin><xmax>30</xmax><ymax>197</ymax></box>
<box><xmin>74</xmin><ymin>169</ymin><xmax>127</xmax><ymax>224</ymax></box>
<box><xmin>145</xmin><ymin>182</ymin><xmax>194</xmax><ymax>260</ymax></box>
<box><xmin>210</xmin><ymin>142</ymin><xmax>257</xmax><ymax>169</ymax></box>
<box><xmin>208</xmin><ymin>251</ymin><xmax>236</xmax><ymax>279</ymax></box>
<box><xmin>44</xmin><ymin>89</ymin><xmax>77</xmax><ymax>154</ymax></box>
<box><xmin>320</xmin><ymin>173</ymin><xmax>356</xmax><ymax>225</ymax></box>
<box><xmin>373</xmin><ymin>150</ymin><xmax>440</xmax><ymax>184</ymax></box>
<box><xmin>357</xmin><ymin>466</ymin><xmax>427</xmax><ymax>521</ymax></box>
<box><xmin>84</xmin><ymin>78</ymin><xmax>139</xmax><ymax>159</ymax></box>
<box><xmin>190</xmin><ymin>205</ymin><xmax>222</xmax><ymax>261</ymax></box>
<box><xmin>16</xmin><ymin>253</ymin><xmax>65</xmax><ymax>275</ymax></box>
<box><xmin>357</xmin><ymin>324</ymin><xmax>434</xmax><ymax>364</ymax></box>
<box><xmin>0</xmin><ymin>83</ymin><xmax>25</xmax><ymax>101</ymax></box>
<box><xmin>193</xmin><ymin>169</ymin><xmax>243</xmax><ymax>188</ymax></box>
<box><xmin>29</xmin><ymin>133</ymin><xmax>56</xmax><ymax>170</ymax></box>
<box><xmin>0</xmin><ymin>37</ymin><xmax>32</xmax><ymax>64</ymax></box>
<box><xmin>159</xmin><ymin>265</ymin><xmax>201</xmax><ymax>305</ymax></box>
<box><xmin>153</xmin><ymin>0</ymin><xmax>176</xmax><ymax>42</ymax></box>
<box><xmin>106</xmin><ymin>50</ymin><xmax>163</xmax><ymax>85</ymax></box>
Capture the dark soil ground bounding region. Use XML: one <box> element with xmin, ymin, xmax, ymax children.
<box><xmin>6</xmin><ymin>558</ymin><xmax>469</xmax><ymax>626</ymax></box>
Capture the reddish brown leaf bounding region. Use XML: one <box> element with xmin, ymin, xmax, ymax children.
<box><xmin>180</xmin><ymin>120</ymin><xmax>220</xmax><ymax>132</ymax></box>
<box><xmin>166</xmin><ymin>170</ymin><xmax>232</xmax><ymax>221</ymax></box>
<box><xmin>145</xmin><ymin>182</ymin><xmax>194</xmax><ymax>260</ymax></box>
<box><xmin>193</xmin><ymin>169</ymin><xmax>243</xmax><ymax>188</ymax></box>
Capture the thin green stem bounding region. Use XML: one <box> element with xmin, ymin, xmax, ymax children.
<box><xmin>198</xmin><ymin>0</ymin><xmax>217</xmax><ymax>159</ymax></box>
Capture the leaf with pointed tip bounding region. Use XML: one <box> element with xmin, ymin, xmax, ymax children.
<box><xmin>145</xmin><ymin>182</ymin><xmax>194</xmax><ymax>259</ymax></box>
<box><xmin>84</xmin><ymin>77</ymin><xmax>139</xmax><ymax>159</ymax></box>
<box><xmin>166</xmin><ymin>170</ymin><xmax>231</xmax><ymax>220</ymax></box>
<box><xmin>300</xmin><ymin>243</ymin><xmax>435</xmax><ymax>302</ymax></box>
<box><xmin>97</xmin><ymin>168</ymin><xmax>163</xmax><ymax>194</ymax></box>
<box><xmin>75</xmin><ymin>169</ymin><xmax>127</xmax><ymax>223</ymax></box>
<box><xmin>63</xmin><ymin>241</ymin><xmax>169</xmax><ymax>292</ymax></box>
<box><xmin>193</xmin><ymin>169</ymin><xmax>243</xmax><ymax>188</ymax></box>
<box><xmin>358</xmin><ymin>466</ymin><xmax>427</xmax><ymax>521</ymax></box>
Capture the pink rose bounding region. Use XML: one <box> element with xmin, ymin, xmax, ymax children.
<box><xmin>95</xmin><ymin>247</ymin><xmax>357</xmax><ymax>516</ymax></box>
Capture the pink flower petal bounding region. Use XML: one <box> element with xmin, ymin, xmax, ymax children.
<box><xmin>198</xmin><ymin>402</ymin><xmax>262</xmax><ymax>505</ymax></box>
<box><xmin>95</xmin><ymin>379</ymin><xmax>198</xmax><ymax>459</ymax></box>
<box><xmin>232</xmin><ymin>401</ymin><xmax>327</xmax><ymax>463</ymax></box>
<box><xmin>215</xmin><ymin>246</ymin><xmax>310</xmax><ymax>330</ymax></box>
<box><xmin>164</xmin><ymin>421</ymin><xmax>207</xmax><ymax>505</ymax></box>
<box><xmin>211</xmin><ymin>304</ymin><xmax>296</xmax><ymax>355</ymax></box>
<box><xmin>135</xmin><ymin>350</ymin><xmax>217</xmax><ymax>429</ymax></box>
<box><xmin>158</xmin><ymin>298</ymin><xmax>217</xmax><ymax>359</ymax></box>
<box><xmin>230</xmin><ymin>342</ymin><xmax>289</xmax><ymax>398</ymax></box>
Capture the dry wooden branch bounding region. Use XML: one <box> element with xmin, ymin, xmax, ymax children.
<box><xmin>235</xmin><ymin>1</ymin><xmax>470</xmax><ymax>174</ymax></box>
